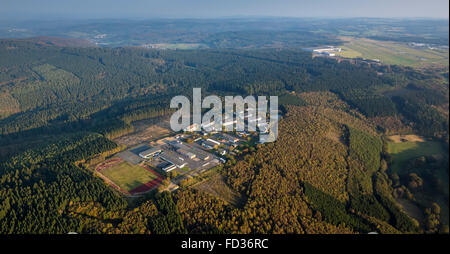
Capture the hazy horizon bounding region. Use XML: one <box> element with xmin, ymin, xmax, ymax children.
<box><xmin>2</xmin><ymin>0</ymin><xmax>449</xmax><ymax>20</ymax></box>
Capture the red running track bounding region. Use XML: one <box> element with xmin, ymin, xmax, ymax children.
<box><xmin>129</xmin><ymin>166</ymin><xmax>164</xmax><ymax>194</ymax></box>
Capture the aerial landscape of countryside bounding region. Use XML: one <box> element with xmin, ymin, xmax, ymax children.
<box><xmin>0</xmin><ymin>0</ymin><xmax>448</xmax><ymax>249</ymax></box>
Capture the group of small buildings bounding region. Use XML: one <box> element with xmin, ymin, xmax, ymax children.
<box><xmin>219</xmin><ymin>133</ymin><xmax>240</xmax><ymax>144</ymax></box>
<box><xmin>408</xmin><ymin>42</ymin><xmax>449</xmax><ymax>50</ymax></box>
<box><xmin>182</xmin><ymin>106</ymin><xmax>270</xmax><ymax>134</ymax></box>
<box><xmin>309</xmin><ymin>46</ymin><xmax>387</xmax><ymax>66</ymax></box>
<box><xmin>202</xmin><ymin>138</ymin><xmax>221</xmax><ymax>149</ymax></box>
<box><xmin>201</xmin><ymin>132</ymin><xmax>241</xmax><ymax>149</ymax></box>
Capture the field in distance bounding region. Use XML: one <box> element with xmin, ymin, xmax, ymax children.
<box><xmin>142</xmin><ymin>43</ymin><xmax>209</xmax><ymax>50</ymax></box>
<box><xmin>336</xmin><ymin>37</ymin><xmax>449</xmax><ymax>68</ymax></box>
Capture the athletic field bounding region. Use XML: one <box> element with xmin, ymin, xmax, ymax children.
<box><xmin>98</xmin><ymin>160</ymin><xmax>160</xmax><ymax>192</ymax></box>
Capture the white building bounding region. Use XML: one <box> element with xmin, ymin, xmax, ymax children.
<box><xmin>162</xmin><ymin>163</ymin><xmax>177</xmax><ymax>172</ymax></box>
<box><xmin>139</xmin><ymin>147</ymin><xmax>162</xmax><ymax>159</ymax></box>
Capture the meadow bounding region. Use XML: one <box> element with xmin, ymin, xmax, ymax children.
<box><xmin>387</xmin><ymin>140</ymin><xmax>444</xmax><ymax>173</ymax></box>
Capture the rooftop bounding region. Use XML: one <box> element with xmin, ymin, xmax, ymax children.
<box><xmin>138</xmin><ymin>147</ymin><xmax>162</xmax><ymax>158</ymax></box>
<box><xmin>160</xmin><ymin>151</ymin><xmax>187</xmax><ymax>168</ymax></box>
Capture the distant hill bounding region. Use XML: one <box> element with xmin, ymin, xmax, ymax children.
<box><xmin>1</xmin><ymin>18</ymin><xmax>446</xmax><ymax>48</ymax></box>
<box><xmin>8</xmin><ymin>36</ymin><xmax>95</xmax><ymax>47</ymax></box>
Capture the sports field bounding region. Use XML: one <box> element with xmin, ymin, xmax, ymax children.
<box><xmin>336</xmin><ymin>37</ymin><xmax>449</xmax><ymax>68</ymax></box>
<box><xmin>100</xmin><ymin>161</ymin><xmax>159</xmax><ymax>192</ymax></box>
<box><xmin>387</xmin><ymin>140</ymin><xmax>444</xmax><ymax>173</ymax></box>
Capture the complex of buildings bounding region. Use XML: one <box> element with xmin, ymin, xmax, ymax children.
<box><xmin>132</xmin><ymin>119</ymin><xmax>251</xmax><ymax>175</ymax></box>
<box><xmin>136</xmin><ymin>135</ymin><xmax>222</xmax><ymax>173</ymax></box>
<box><xmin>309</xmin><ymin>46</ymin><xmax>342</xmax><ymax>57</ymax></box>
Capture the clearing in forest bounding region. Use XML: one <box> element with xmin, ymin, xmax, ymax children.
<box><xmin>387</xmin><ymin>139</ymin><xmax>444</xmax><ymax>173</ymax></box>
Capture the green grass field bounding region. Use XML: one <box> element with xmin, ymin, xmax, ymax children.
<box><xmin>100</xmin><ymin>161</ymin><xmax>158</xmax><ymax>192</ymax></box>
<box><xmin>337</xmin><ymin>37</ymin><xmax>449</xmax><ymax>68</ymax></box>
<box><xmin>387</xmin><ymin>141</ymin><xmax>444</xmax><ymax>173</ymax></box>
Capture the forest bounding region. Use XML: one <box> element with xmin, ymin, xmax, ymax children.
<box><xmin>0</xmin><ymin>39</ymin><xmax>448</xmax><ymax>234</ymax></box>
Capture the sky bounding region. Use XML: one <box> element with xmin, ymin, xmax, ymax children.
<box><xmin>2</xmin><ymin>0</ymin><xmax>449</xmax><ymax>20</ymax></box>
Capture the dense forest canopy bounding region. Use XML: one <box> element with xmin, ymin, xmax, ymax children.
<box><xmin>0</xmin><ymin>40</ymin><xmax>447</xmax><ymax>142</ymax></box>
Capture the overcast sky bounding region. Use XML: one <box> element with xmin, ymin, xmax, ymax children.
<box><xmin>2</xmin><ymin>0</ymin><xmax>449</xmax><ymax>20</ymax></box>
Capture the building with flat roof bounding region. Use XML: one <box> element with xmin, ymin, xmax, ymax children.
<box><xmin>312</xmin><ymin>47</ymin><xmax>341</xmax><ymax>53</ymax></box>
<box><xmin>160</xmin><ymin>151</ymin><xmax>187</xmax><ymax>168</ymax></box>
<box><xmin>177</xmin><ymin>148</ymin><xmax>196</xmax><ymax>159</ymax></box>
<box><xmin>162</xmin><ymin>163</ymin><xmax>177</xmax><ymax>172</ymax></box>
<box><xmin>189</xmin><ymin>146</ymin><xmax>210</xmax><ymax>161</ymax></box>
<box><xmin>157</xmin><ymin>161</ymin><xmax>176</xmax><ymax>172</ymax></box>
<box><xmin>139</xmin><ymin>147</ymin><xmax>162</xmax><ymax>158</ymax></box>
<box><xmin>206</xmin><ymin>138</ymin><xmax>220</xmax><ymax>145</ymax></box>
<box><xmin>171</xmin><ymin>142</ymin><xmax>211</xmax><ymax>161</ymax></box>
<box><xmin>220</xmin><ymin>133</ymin><xmax>239</xmax><ymax>143</ymax></box>
<box><xmin>202</xmin><ymin>139</ymin><xmax>220</xmax><ymax>149</ymax></box>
